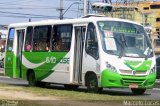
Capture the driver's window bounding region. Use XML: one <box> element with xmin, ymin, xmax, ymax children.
<box><xmin>7</xmin><ymin>28</ymin><xmax>15</xmax><ymax>51</ymax></box>
<box><xmin>85</xmin><ymin>23</ymin><xmax>99</xmax><ymax>59</ymax></box>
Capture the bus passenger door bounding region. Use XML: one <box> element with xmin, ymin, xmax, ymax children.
<box><xmin>15</xmin><ymin>29</ymin><xmax>25</xmax><ymax>78</ymax></box>
<box><xmin>73</xmin><ymin>26</ymin><xmax>86</xmax><ymax>83</ymax></box>
<box><xmin>83</xmin><ymin>23</ymin><xmax>100</xmax><ymax>85</ymax></box>
<box><xmin>5</xmin><ymin>28</ymin><xmax>15</xmax><ymax>78</ymax></box>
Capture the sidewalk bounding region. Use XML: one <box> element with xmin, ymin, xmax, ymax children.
<box><xmin>0</xmin><ymin>68</ymin><xmax>4</xmax><ymax>76</ymax></box>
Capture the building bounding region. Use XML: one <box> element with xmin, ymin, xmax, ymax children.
<box><xmin>110</xmin><ymin>1</ymin><xmax>160</xmax><ymax>55</ymax></box>
<box><xmin>137</xmin><ymin>1</ymin><xmax>160</xmax><ymax>56</ymax></box>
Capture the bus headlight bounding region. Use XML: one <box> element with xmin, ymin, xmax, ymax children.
<box><xmin>106</xmin><ymin>62</ymin><xmax>117</xmax><ymax>73</ymax></box>
<box><xmin>149</xmin><ymin>66</ymin><xmax>156</xmax><ymax>74</ymax></box>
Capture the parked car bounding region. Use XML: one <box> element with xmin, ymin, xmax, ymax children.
<box><xmin>156</xmin><ymin>56</ymin><xmax>160</xmax><ymax>79</ymax></box>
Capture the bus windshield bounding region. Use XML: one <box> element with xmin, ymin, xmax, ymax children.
<box><xmin>97</xmin><ymin>21</ymin><xmax>153</xmax><ymax>58</ymax></box>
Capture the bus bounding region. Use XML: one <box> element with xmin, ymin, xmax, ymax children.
<box><xmin>4</xmin><ymin>16</ymin><xmax>156</xmax><ymax>95</ymax></box>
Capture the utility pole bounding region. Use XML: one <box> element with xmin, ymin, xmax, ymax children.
<box><xmin>124</xmin><ymin>0</ymin><xmax>127</xmax><ymax>5</ymax></box>
<box><xmin>87</xmin><ymin>0</ymin><xmax>90</xmax><ymax>14</ymax></box>
<box><xmin>104</xmin><ymin>0</ymin><xmax>112</xmax><ymax>4</ymax></box>
<box><xmin>29</xmin><ymin>18</ymin><xmax>31</xmax><ymax>22</ymax></box>
<box><xmin>84</xmin><ymin>0</ymin><xmax>87</xmax><ymax>16</ymax></box>
<box><xmin>59</xmin><ymin>0</ymin><xmax>64</xmax><ymax>20</ymax></box>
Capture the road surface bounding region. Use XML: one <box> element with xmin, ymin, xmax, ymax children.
<box><xmin>0</xmin><ymin>75</ymin><xmax>159</xmax><ymax>100</ymax></box>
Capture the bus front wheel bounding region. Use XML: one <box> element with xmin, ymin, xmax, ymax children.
<box><xmin>131</xmin><ymin>88</ymin><xmax>146</xmax><ymax>95</ymax></box>
<box><xmin>86</xmin><ymin>74</ymin><xmax>102</xmax><ymax>93</ymax></box>
<box><xmin>64</xmin><ymin>84</ymin><xmax>79</xmax><ymax>90</ymax></box>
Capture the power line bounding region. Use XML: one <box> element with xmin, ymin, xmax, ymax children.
<box><xmin>0</xmin><ymin>1</ymin><xmax>56</xmax><ymax>8</ymax></box>
<box><xmin>0</xmin><ymin>0</ymin><xmax>43</xmax><ymax>4</ymax></box>
<box><xmin>0</xmin><ymin>0</ymin><xmax>83</xmax><ymax>13</ymax></box>
<box><xmin>0</xmin><ymin>14</ymin><xmax>58</xmax><ymax>19</ymax></box>
<box><xmin>0</xmin><ymin>7</ymin><xmax>58</xmax><ymax>10</ymax></box>
<box><xmin>0</xmin><ymin>10</ymin><xmax>73</xmax><ymax>19</ymax></box>
<box><xmin>0</xmin><ymin>0</ymin><xmax>84</xmax><ymax>24</ymax></box>
<box><xmin>65</xmin><ymin>0</ymin><xmax>81</xmax><ymax>1</ymax></box>
<box><xmin>0</xmin><ymin>8</ymin><xmax>80</xmax><ymax>15</ymax></box>
<box><xmin>0</xmin><ymin>10</ymin><xmax>56</xmax><ymax>18</ymax></box>
<box><xmin>0</xmin><ymin>0</ymin><xmax>24</xmax><ymax>4</ymax></box>
<box><xmin>0</xmin><ymin>13</ymin><xmax>74</xmax><ymax>19</ymax></box>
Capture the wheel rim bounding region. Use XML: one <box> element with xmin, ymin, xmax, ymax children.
<box><xmin>87</xmin><ymin>75</ymin><xmax>98</xmax><ymax>92</ymax></box>
<box><xmin>28</xmin><ymin>73</ymin><xmax>35</xmax><ymax>86</ymax></box>
<box><xmin>90</xmin><ymin>80</ymin><xmax>97</xmax><ymax>89</ymax></box>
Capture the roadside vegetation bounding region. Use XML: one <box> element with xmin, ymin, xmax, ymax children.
<box><xmin>0</xmin><ymin>83</ymin><xmax>143</xmax><ymax>106</ymax></box>
<box><xmin>0</xmin><ymin>83</ymin><xmax>138</xmax><ymax>100</ymax></box>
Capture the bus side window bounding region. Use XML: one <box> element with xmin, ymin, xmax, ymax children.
<box><xmin>7</xmin><ymin>28</ymin><xmax>15</xmax><ymax>51</ymax></box>
<box><xmin>85</xmin><ymin>23</ymin><xmax>99</xmax><ymax>59</ymax></box>
<box><xmin>52</xmin><ymin>24</ymin><xmax>72</xmax><ymax>51</ymax></box>
<box><xmin>33</xmin><ymin>25</ymin><xmax>51</xmax><ymax>51</ymax></box>
<box><xmin>25</xmin><ymin>26</ymin><xmax>33</xmax><ymax>51</ymax></box>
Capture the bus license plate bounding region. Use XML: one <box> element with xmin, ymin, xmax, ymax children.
<box><xmin>129</xmin><ymin>84</ymin><xmax>138</xmax><ymax>88</ymax></box>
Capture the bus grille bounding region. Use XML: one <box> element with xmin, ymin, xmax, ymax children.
<box><xmin>122</xmin><ymin>78</ymin><xmax>145</xmax><ymax>86</ymax></box>
<box><xmin>120</xmin><ymin>70</ymin><xmax>147</xmax><ymax>75</ymax></box>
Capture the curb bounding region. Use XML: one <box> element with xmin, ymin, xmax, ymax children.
<box><xmin>153</xmin><ymin>88</ymin><xmax>160</xmax><ymax>91</ymax></box>
<box><xmin>154</xmin><ymin>80</ymin><xmax>160</xmax><ymax>89</ymax></box>
<box><xmin>156</xmin><ymin>79</ymin><xmax>160</xmax><ymax>83</ymax></box>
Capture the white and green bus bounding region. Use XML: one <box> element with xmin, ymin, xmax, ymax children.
<box><xmin>4</xmin><ymin>16</ymin><xmax>156</xmax><ymax>94</ymax></box>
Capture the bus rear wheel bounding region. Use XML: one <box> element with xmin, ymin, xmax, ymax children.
<box><xmin>86</xmin><ymin>74</ymin><xmax>102</xmax><ymax>93</ymax></box>
<box><xmin>131</xmin><ymin>88</ymin><xmax>146</xmax><ymax>95</ymax></box>
<box><xmin>36</xmin><ymin>81</ymin><xmax>46</xmax><ymax>87</ymax></box>
<box><xmin>28</xmin><ymin>72</ymin><xmax>36</xmax><ymax>86</ymax></box>
<box><xmin>27</xmin><ymin>72</ymin><xmax>46</xmax><ymax>87</ymax></box>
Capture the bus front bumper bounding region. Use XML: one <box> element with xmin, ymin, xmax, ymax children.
<box><xmin>101</xmin><ymin>70</ymin><xmax>156</xmax><ymax>89</ymax></box>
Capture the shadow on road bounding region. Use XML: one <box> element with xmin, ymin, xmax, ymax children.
<box><xmin>5</xmin><ymin>82</ymin><xmax>151</xmax><ymax>96</ymax></box>
<box><xmin>0</xmin><ymin>76</ymin><xmax>151</xmax><ymax>97</ymax></box>
<box><xmin>41</xmin><ymin>84</ymin><xmax>151</xmax><ymax>97</ymax></box>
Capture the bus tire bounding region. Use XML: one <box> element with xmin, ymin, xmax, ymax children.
<box><xmin>64</xmin><ymin>84</ymin><xmax>79</xmax><ymax>90</ymax></box>
<box><xmin>28</xmin><ymin>72</ymin><xmax>36</xmax><ymax>86</ymax></box>
<box><xmin>131</xmin><ymin>88</ymin><xmax>146</xmax><ymax>95</ymax></box>
<box><xmin>36</xmin><ymin>81</ymin><xmax>46</xmax><ymax>87</ymax></box>
<box><xmin>86</xmin><ymin>74</ymin><xmax>102</xmax><ymax>93</ymax></box>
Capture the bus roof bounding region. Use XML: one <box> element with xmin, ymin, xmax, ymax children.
<box><xmin>9</xmin><ymin>16</ymin><xmax>142</xmax><ymax>28</ymax></box>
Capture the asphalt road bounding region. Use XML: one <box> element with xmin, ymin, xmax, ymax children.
<box><xmin>0</xmin><ymin>75</ymin><xmax>160</xmax><ymax>100</ymax></box>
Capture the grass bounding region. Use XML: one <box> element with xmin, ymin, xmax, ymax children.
<box><xmin>1</xmin><ymin>83</ymin><xmax>150</xmax><ymax>106</ymax></box>
<box><xmin>0</xmin><ymin>83</ymin><xmax>138</xmax><ymax>101</ymax></box>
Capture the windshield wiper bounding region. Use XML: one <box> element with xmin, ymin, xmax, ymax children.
<box><xmin>144</xmin><ymin>47</ymin><xmax>152</xmax><ymax>60</ymax></box>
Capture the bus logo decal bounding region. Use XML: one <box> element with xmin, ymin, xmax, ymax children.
<box><xmin>22</xmin><ymin>55</ymin><xmax>45</xmax><ymax>69</ymax></box>
<box><xmin>132</xmin><ymin>70</ymin><xmax>136</xmax><ymax>75</ymax></box>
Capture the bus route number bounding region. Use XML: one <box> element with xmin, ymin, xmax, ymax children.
<box><xmin>46</xmin><ymin>57</ymin><xmax>56</xmax><ymax>63</ymax></box>
<box><xmin>46</xmin><ymin>57</ymin><xmax>69</xmax><ymax>64</ymax></box>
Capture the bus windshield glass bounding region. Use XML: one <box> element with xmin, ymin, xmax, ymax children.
<box><xmin>97</xmin><ymin>21</ymin><xmax>153</xmax><ymax>58</ymax></box>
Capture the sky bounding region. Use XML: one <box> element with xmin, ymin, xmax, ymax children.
<box><xmin>0</xmin><ymin>0</ymin><xmax>160</xmax><ymax>25</ymax></box>
<box><xmin>0</xmin><ymin>0</ymin><xmax>104</xmax><ymax>25</ymax></box>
